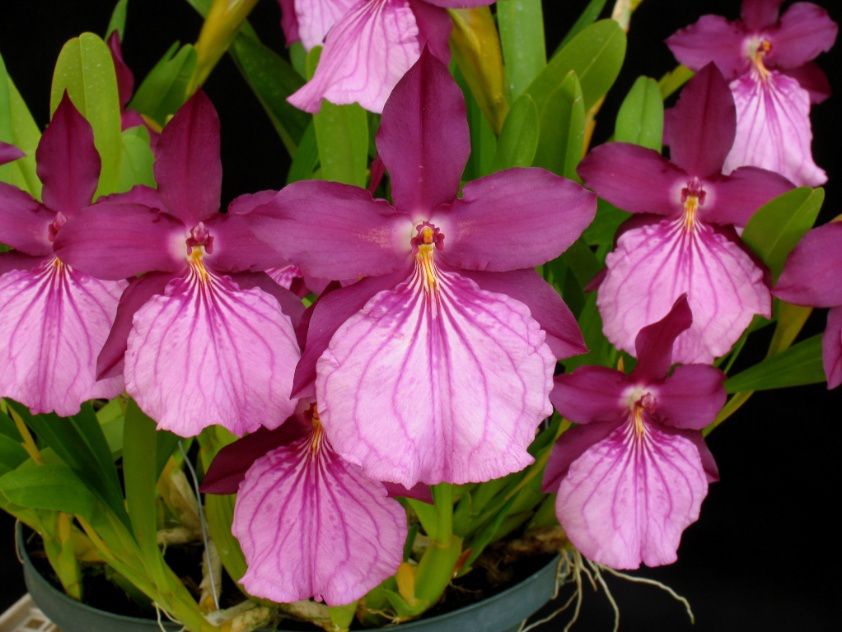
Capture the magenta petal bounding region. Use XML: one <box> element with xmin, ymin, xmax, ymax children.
<box><xmin>684</xmin><ymin>430</ymin><xmax>719</xmax><ymax>482</ymax></box>
<box><xmin>278</xmin><ymin>0</ymin><xmax>300</xmax><ymax>45</ymax></box>
<box><xmin>154</xmin><ymin>91</ymin><xmax>222</xmax><ymax>225</ymax></box>
<box><xmin>770</xmin><ymin>2</ymin><xmax>838</xmax><ymax>69</ymax></box>
<box><xmin>655</xmin><ymin>365</ymin><xmax>726</xmax><ymax>429</ymax></box>
<box><xmin>317</xmin><ymin>267</ymin><xmax>554</xmax><ymax>487</ymax></box>
<box><xmin>422</xmin><ymin>0</ymin><xmax>495</xmax><ymax>6</ymax></box>
<box><xmin>97</xmin><ymin>272</ymin><xmax>175</xmax><ymax>380</ymax></box>
<box><xmin>724</xmin><ymin>70</ymin><xmax>826</xmax><ymax>186</ymax></box>
<box><xmin>294</xmin><ymin>0</ymin><xmax>357</xmax><ymax>49</ymax></box>
<box><xmin>550</xmin><ymin>367</ymin><xmax>628</xmax><ymax>425</ymax></box>
<box><xmin>54</xmin><ymin>192</ymin><xmax>185</xmax><ymax>280</ymax></box>
<box><xmin>251</xmin><ymin>180</ymin><xmax>407</xmax><ymax>280</ymax></box>
<box><xmin>107</xmin><ymin>32</ymin><xmax>134</xmax><ymax>108</ymax></box>
<box><xmin>666</xmin><ymin>15</ymin><xmax>748</xmax><ymax>79</ymax></box>
<box><xmin>204</xmin><ymin>213</ymin><xmax>282</xmax><ymax>273</ymax></box>
<box><xmin>0</xmin><ymin>252</ymin><xmax>43</xmax><ymax>276</ymax></box>
<box><xmin>775</xmin><ymin>222</ymin><xmax>842</xmax><ymax>308</ymax></box>
<box><xmin>0</xmin><ymin>142</ymin><xmax>24</xmax><ymax>165</ymax></box>
<box><xmin>233</xmin><ymin>434</ymin><xmax>407</xmax><ymax>605</ymax></box>
<box><xmin>461</xmin><ymin>268</ymin><xmax>587</xmax><ymax>359</ymax></box>
<box><xmin>632</xmin><ymin>294</ymin><xmax>692</xmax><ymax>381</ymax></box>
<box><xmin>556</xmin><ymin>422</ymin><xmax>709</xmax><ymax>569</ymax></box>
<box><xmin>542</xmin><ymin>422</ymin><xmax>618</xmax><ymax>493</ymax></box>
<box><xmin>439</xmin><ymin>168</ymin><xmax>596</xmax><ymax>271</ymax></box>
<box><xmin>36</xmin><ymin>94</ymin><xmax>100</xmax><ymax>217</ymax></box>
<box><xmin>288</xmin><ymin>0</ymin><xmax>422</xmax><ymax>113</ymax></box>
<box><xmin>781</xmin><ymin>62</ymin><xmax>831</xmax><ymax>103</ymax></box>
<box><xmin>822</xmin><ymin>306</ymin><xmax>842</xmax><ymax>389</ymax></box>
<box><xmin>598</xmin><ymin>218</ymin><xmax>771</xmax><ymax>364</ymax></box>
<box><xmin>0</xmin><ymin>184</ymin><xmax>53</xmax><ymax>256</ymax></box>
<box><xmin>0</xmin><ymin>260</ymin><xmax>125</xmax><ymax>415</ymax></box>
<box><xmin>577</xmin><ymin>144</ymin><xmax>686</xmax><ymax>216</ymax></box>
<box><xmin>377</xmin><ymin>48</ymin><xmax>469</xmax><ymax>215</ymax></box>
<box><xmin>667</xmin><ymin>64</ymin><xmax>735</xmax><ymax>177</ymax></box>
<box><xmin>409</xmin><ymin>0</ymin><xmax>452</xmax><ymax>63</ymax></box>
<box><xmin>125</xmin><ymin>271</ymin><xmax>300</xmax><ymax>437</ymax></box>
<box><xmin>741</xmin><ymin>0</ymin><xmax>784</xmax><ymax>30</ymax></box>
<box><xmin>383</xmin><ymin>481</ymin><xmax>433</xmax><ymax>503</ymax></box>
<box><xmin>701</xmin><ymin>167</ymin><xmax>794</xmax><ymax>227</ymax></box>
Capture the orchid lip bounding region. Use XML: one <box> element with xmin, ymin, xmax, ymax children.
<box><xmin>744</xmin><ymin>35</ymin><xmax>773</xmax><ymax>77</ymax></box>
<box><xmin>680</xmin><ymin>177</ymin><xmax>706</xmax><ymax>231</ymax></box>
<box><xmin>411</xmin><ymin>221</ymin><xmax>445</xmax><ymax>292</ymax></box>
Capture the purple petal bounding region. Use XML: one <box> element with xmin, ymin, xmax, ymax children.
<box><xmin>0</xmin><ymin>260</ymin><xmax>125</xmax><ymax>415</ymax></box>
<box><xmin>97</xmin><ymin>272</ymin><xmax>176</xmax><ymax>380</ymax></box>
<box><xmin>0</xmin><ymin>142</ymin><xmax>24</xmax><ymax>166</ymax></box>
<box><xmin>377</xmin><ymin>48</ymin><xmax>469</xmax><ymax>215</ymax></box>
<box><xmin>422</xmin><ymin>0</ymin><xmax>495</xmax><ymax>6</ymax></box>
<box><xmin>383</xmin><ymin>481</ymin><xmax>434</xmax><ymax>503</ymax></box>
<box><xmin>317</xmin><ymin>266</ymin><xmax>554</xmax><ymax>487</ymax></box>
<box><xmin>233</xmin><ymin>433</ymin><xmax>407</xmax><ymax>605</ymax></box>
<box><xmin>542</xmin><ymin>422</ymin><xmax>619</xmax><ymax>493</ymax></box>
<box><xmin>551</xmin><ymin>367</ymin><xmax>629</xmax><ymax>425</ymax></box>
<box><xmin>598</xmin><ymin>218</ymin><xmax>771</xmax><ymax>364</ymax></box>
<box><xmin>769</xmin><ymin>2</ymin><xmax>838</xmax><ymax>69</ymax></box>
<box><xmin>461</xmin><ymin>268</ymin><xmax>587</xmax><ymax>359</ymax></box>
<box><xmin>293</xmin><ymin>0</ymin><xmax>356</xmax><ymax>49</ymax></box>
<box><xmin>203</xmin><ymin>212</ymin><xmax>284</xmax><ymax>274</ymax></box>
<box><xmin>409</xmin><ymin>0</ymin><xmax>452</xmax><ymax>63</ymax></box>
<box><xmin>0</xmin><ymin>252</ymin><xmax>43</xmax><ymax>276</ymax></box>
<box><xmin>266</xmin><ymin>264</ymin><xmax>301</xmax><ymax>290</ymax></box>
<box><xmin>54</xmin><ymin>190</ymin><xmax>185</xmax><ymax>280</ymax></box>
<box><xmin>0</xmin><ymin>184</ymin><xmax>53</xmax><ymax>256</ymax></box>
<box><xmin>577</xmin><ymin>143</ymin><xmax>687</xmax><ymax>216</ymax></box>
<box><xmin>230</xmin><ymin>272</ymin><xmax>306</xmax><ymax>329</ymax></box>
<box><xmin>822</xmin><ymin>306</ymin><xmax>842</xmax><ymax>389</ymax></box>
<box><xmin>775</xmin><ymin>222</ymin><xmax>842</xmax><ymax>308</ymax></box>
<box><xmin>250</xmin><ymin>180</ymin><xmax>408</xmax><ymax>280</ymax></box>
<box><xmin>667</xmin><ymin>64</ymin><xmax>736</xmax><ymax>177</ymax></box>
<box><xmin>107</xmin><ymin>32</ymin><xmax>134</xmax><ymax>108</ymax></box>
<box><xmin>36</xmin><ymin>94</ymin><xmax>100</xmax><ymax>217</ymax></box>
<box><xmin>666</xmin><ymin>15</ymin><xmax>748</xmax><ymax>80</ymax></box>
<box><xmin>555</xmin><ymin>421</ymin><xmax>709</xmax><ymax>569</ymax></box>
<box><xmin>741</xmin><ymin>0</ymin><xmax>784</xmax><ymax>30</ymax></box>
<box><xmin>632</xmin><ymin>294</ymin><xmax>693</xmax><ymax>381</ymax></box>
<box><xmin>654</xmin><ymin>365</ymin><xmax>726</xmax><ymax>429</ymax></box>
<box><xmin>278</xmin><ymin>0</ymin><xmax>300</xmax><ymax>45</ymax></box>
<box><xmin>701</xmin><ymin>166</ymin><xmax>794</xmax><ymax>227</ymax></box>
<box><xmin>288</xmin><ymin>0</ymin><xmax>422</xmax><ymax>113</ymax></box>
<box><xmin>724</xmin><ymin>70</ymin><xmax>826</xmax><ymax>186</ymax></box>
<box><xmin>684</xmin><ymin>430</ymin><xmax>719</xmax><ymax>482</ymax></box>
<box><xmin>781</xmin><ymin>62</ymin><xmax>831</xmax><ymax>103</ymax></box>
<box><xmin>124</xmin><ymin>270</ymin><xmax>300</xmax><ymax>437</ymax></box>
<box><xmin>438</xmin><ymin>168</ymin><xmax>596</xmax><ymax>271</ymax></box>
<box><xmin>293</xmin><ymin>270</ymin><xmax>409</xmax><ymax>398</ymax></box>
<box><xmin>154</xmin><ymin>91</ymin><xmax>222</xmax><ymax>225</ymax></box>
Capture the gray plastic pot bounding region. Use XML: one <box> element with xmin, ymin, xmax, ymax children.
<box><xmin>19</xmin><ymin>523</ymin><xmax>562</xmax><ymax>632</ymax></box>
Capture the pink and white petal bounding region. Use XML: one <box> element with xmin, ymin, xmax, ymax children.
<box><xmin>266</xmin><ymin>264</ymin><xmax>302</xmax><ymax>290</ymax></box>
<box><xmin>0</xmin><ymin>183</ymin><xmax>53</xmax><ymax>256</ymax></box>
<box><xmin>125</xmin><ymin>271</ymin><xmax>300</xmax><ymax>437</ymax></box>
<box><xmin>461</xmin><ymin>268</ymin><xmax>587</xmax><ymax>359</ymax></box>
<box><xmin>542</xmin><ymin>421</ymin><xmax>619</xmax><ymax>493</ymax></box>
<box><xmin>0</xmin><ymin>260</ymin><xmax>126</xmax><ymax>416</ymax></box>
<box><xmin>438</xmin><ymin>168</ymin><xmax>596</xmax><ymax>271</ymax></box>
<box><xmin>774</xmin><ymin>222</ymin><xmax>842</xmax><ymax>308</ymax></box>
<box><xmin>377</xmin><ymin>48</ymin><xmax>469</xmax><ymax>214</ymax></box>
<box><xmin>556</xmin><ymin>422</ymin><xmax>709</xmax><ymax>569</ymax></box>
<box><xmin>422</xmin><ymin>0</ymin><xmax>495</xmax><ymax>6</ymax></box>
<box><xmin>598</xmin><ymin>218</ymin><xmax>771</xmax><ymax>364</ymax></box>
<box><xmin>666</xmin><ymin>15</ymin><xmax>748</xmax><ymax>79</ymax></box>
<box><xmin>781</xmin><ymin>62</ymin><xmax>831</xmax><ymax>103</ymax></box>
<box><xmin>551</xmin><ymin>367</ymin><xmax>628</xmax><ymax>425</ymax></box>
<box><xmin>0</xmin><ymin>142</ymin><xmax>24</xmax><ymax>165</ymax></box>
<box><xmin>36</xmin><ymin>94</ymin><xmax>100</xmax><ymax>217</ymax></box>
<box><xmin>230</xmin><ymin>272</ymin><xmax>306</xmax><ymax>329</ymax></box>
<box><xmin>822</xmin><ymin>306</ymin><xmax>842</xmax><ymax>389</ymax></box>
<box><xmin>294</xmin><ymin>0</ymin><xmax>357</xmax><ymax>49</ymax></box>
<box><xmin>654</xmin><ymin>364</ymin><xmax>726</xmax><ymax>430</ymax></box>
<box><xmin>701</xmin><ymin>167</ymin><xmax>794</xmax><ymax>227</ymax></box>
<box><xmin>741</xmin><ymin>0</ymin><xmax>784</xmax><ymax>31</ymax></box>
<box><xmin>682</xmin><ymin>430</ymin><xmax>720</xmax><ymax>483</ymax></box>
<box><xmin>409</xmin><ymin>0</ymin><xmax>452</xmax><ymax>62</ymax></box>
<box><xmin>234</xmin><ymin>436</ymin><xmax>407</xmax><ymax>605</ymax></box>
<box><xmin>770</xmin><ymin>2</ymin><xmax>838</xmax><ymax>69</ymax></box>
<box><xmin>288</xmin><ymin>0</ymin><xmax>422</xmax><ymax>114</ymax></box>
<box><xmin>631</xmin><ymin>294</ymin><xmax>692</xmax><ymax>381</ymax></box>
<box><xmin>316</xmin><ymin>266</ymin><xmax>554</xmax><ymax>487</ymax></box>
<box><xmin>724</xmin><ymin>70</ymin><xmax>826</xmax><ymax>187</ymax></box>
<box><xmin>154</xmin><ymin>91</ymin><xmax>222</xmax><ymax>225</ymax></box>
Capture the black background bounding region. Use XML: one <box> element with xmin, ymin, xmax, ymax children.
<box><xmin>0</xmin><ymin>1</ymin><xmax>840</xmax><ymax>630</ymax></box>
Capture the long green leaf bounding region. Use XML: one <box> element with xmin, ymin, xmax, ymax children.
<box><xmin>614</xmin><ymin>76</ymin><xmax>663</xmax><ymax>151</ymax></box>
<box><xmin>558</xmin><ymin>0</ymin><xmax>609</xmax><ymax>50</ymax></box>
<box><xmin>493</xmin><ymin>93</ymin><xmax>539</xmax><ymax>170</ymax></box>
<box><xmin>497</xmin><ymin>0</ymin><xmax>546</xmax><ymax>99</ymax></box>
<box><xmin>117</xmin><ymin>126</ymin><xmax>156</xmax><ymax>191</ymax></box>
<box><xmin>50</xmin><ymin>32</ymin><xmax>123</xmax><ymax>197</ymax></box>
<box><xmin>314</xmin><ymin>102</ymin><xmax>369</xmax><ymax>186</ymax></box>
<box><xmin>0</xmin><ymin>461</ymin><xmax>98</xmax><ymax>520</ymax></box>
<box><xmin>0</xmin><ymin>52</ymin><xmax>41</xmax><ymax>196</ymax></box>
<box><xmin>533</xmin><ymin>70</ymin><xmax>585</xmax><ymax>178</ymax></box>
<box><xmin>123</xmin><ymin>401</ymin><xmax>161</xmax><ymax>557</ymax></box>
<box><xmin>131</xmin><ymin>42</ymin><xmax>197</xmax><ymax>125</ymax></box>
<box><xmin>0</xmin><ymin>434</ymin><xmax>28</xmax><ymax>476</ymax></box>
<box><xmin>725</xmin><ymin>334</ymin><xmax>825</xmax><ymax>393</ymax></box>
<box><xmin>107</xmin><ymin>0</ymin><xmax>129</xmax><ymax>38</ymax></box>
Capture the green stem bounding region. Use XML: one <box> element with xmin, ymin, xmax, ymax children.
<box><xmin>432</xmin><ymin>484</ymin><xmax>453</xmax><ymax>544</ymax></box>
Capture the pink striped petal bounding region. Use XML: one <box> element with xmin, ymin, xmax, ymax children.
<box><xmin>666</xmin><ymin>15</ymin><xmax>748</xmax><ymax>80</ymax></box>
<box><xmin>556</xmin><ymin>421</ymin><xmax>709</xmax><ymax>569</ymax></box>
<box><xmin>542</xmin><ymin>422</ymin><xmax>618</xmax><ymax>493</ymax></box>
<box><xmin>598</xmin><ymin>218</ymin><xmax>770</xmax><ymax>364</ymax></box>
<box><xmin>294</xmin><ymin>0</ymin><xmax>357</xmax><ymax>49</ymax></box>
<box><xmin>0</xmin><ymin>184</ymin><xmax>53</xmax><ymax>256</ymax></box>
<box><xmin>823</xmin><ymin>306</ymin><xmax>842</xmax><ymax>389</ymax></box>
<box><xmin>775</xmin><ymin>222</ymin><xmax>842</xmax><ymax>308</ymax></box>
<box><xmin>288</xmin><ymin>0</ymin><xmax>422</xmax><ymax>113</ymax></box>
<box><xmin>316</xmin><ymin>265</ymin><xmax>554</xmax><ymax>487</ymax></box>
<box><xmin>0</xmin><ymin>260</ymin><xmax>126</xmax><ymax>415</ymax></box>
<box><xmin>724</xmin><ymin>70</ymin><xmax>826</xmax><ymax>186</ymax></box>
<box><xmin>409</xmin><ymin>0</ymin><xmax>451</xmax><ymax>62</ymax></box>
<box><xmin>770</xmin><ymin>2</ymin><xmax>837</xmax><ymax>69</ymax></box>
<box><xmin>125</xmin><ymin>269</ymin><xmax>300</xmax><ymax>437</ymax></box>
<box><xmin>233</xmin><ymin>430</ymin><xmax>407</xmax><ymax>605</ymax></box>
<box><xmin>423</xmin><ymin>0</ymin><xmax>495</xmax><ymax>6</ymax></box>
<box><xmin>267</xmin><ymin>264</ymin><xmax>301</xmax><ymax>290</ymax></box>
<box><xmin>782</xmin><ymin>62</ymin><xmax>831</xmax><ymax>103</ymax></box>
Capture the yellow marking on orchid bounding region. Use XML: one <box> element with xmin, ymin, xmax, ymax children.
<box><xmin>632</xmin><ymin>404</ymin><xmax>646</xmax><ymax>438</ymax></box>
<box><xmin>751</xmin><ymin>39</ymin><xmax>772</xmax><ymax>80</ymax></box>
<box><xmin>188</xmin><ymin>246</ymin><xmax>210</xmax><ymax>282</ymax></box>
<box><xmin>417</xmin><ymin>245</ymin><xmax>438</xmax><ymax>292</ymax></box>
<box><xmin>310</xmin><ymin>405</ymin><xmax>325</xmax><ymax>455</ymax></box>
<box><xmin>683</xmin><ymin>194</ymin><xmax>699</xmax><ymax>231</ymax></box>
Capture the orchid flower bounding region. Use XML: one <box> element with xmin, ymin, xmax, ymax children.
<box><xmin>579</xmin><ymin>64</ymin><xmax>793</xmax><ymax>364</ymax></box>
<box><xmin>284</xmin><ymin>0</ymin><xmax>495</xmax><ymax>113</ymax></box>
<box><xmin>543</xmin><ymin>296</ymin><xmax>725</xmax><ymax>570</ymax></box>
<box><xmin>667</xmin><ymin>0</ymin><xmax>838</xmax><ymax>186</ymax></box>
<box><xmin>203</xmin><ymin>405</ymin><xmax>407</xmax><ymax>606</ymax></box>
<box><xmin>54</xmin><ymin>92</ymin><xmax>301</xmax><ymax>437</ymax></box>
<box><xmin>0</xmin><ymin>97</ymin><xmax>126</xmax><ymax>415</ymax></box>
<box><xmin>253</xmin><ymin>50</ymin><xmax>596</xmax><ymax>487</ymax></box>
<box><xmin>775</xmin><ymin>222</ymin><xmax>842</xmax><ymax>388</ymax></box>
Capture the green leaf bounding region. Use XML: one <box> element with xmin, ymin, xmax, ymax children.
<box><xmin>0</xmin><ymin>53</ymin><xmax>41</xmax><ymax>197</ymax></box>
<box><xmin>533</xmin><ymin>70</ymin><xmax>585</xmax><ymax>178</ymax></box>
<box><xmin>117</xmin><ymin>126</ymin><xmax>156</xmax><ymax>192</ymax></box>
<box><xmin>459</xmin><ymin>67</ymin><xmax>497</xmax><ymax>179</ymax></box>
<box><xmin>0</xmin><ymin>434</ymin><xmax>28</xmax><ymax>476</ymax></box>
<box><xmin>658</xmin><ymin>64</ymin><xmax>694</xmax><ymax>99</ymax></box>
<box><xmin>123</xmin><ymin>400</ymin><xmax>163</xmax><ymax>563</ymax></box>
<box><xmin>493</xmin><ymin>93</ymin><xmax>539</xmax><ymax>170</ymax></box>
<box><xmin>106</xmin><ymin>0</ymin><xmax>129</xmax><ymax>38</ymax></box>
<box><xmin>742</xmin><ymin>187</ymin><xmax>824</xmax><ymax>281</ymax></box>
<box><xmin>287</xmin><ymin>121</ymin><xmax>319</xmax><ymax>183</ymax></box>
<box><xmin>725</xmin><ymin>334</ymin><xmax>825</xmax><ymax>393</ymax></box>
<box><xmin>314</xmin><ymin>101</ymin><xmax>369</xmax><ymax>186</ymax></box>
<box><xmin>497</xmin><ymin>0</ymin><xmax>546</xmax><ymax>99</ymax></box>
<box><xmin>131</xmin><ymin>42</ymin><xmax>197</xmax><ymax>125</ymax></box>
<box><xmin>583</xmin><ymin>198</ymin><xmax>630</xmax><ymax>246</ymax></box>
<box><xmin>405</xmin><ymin>498</ymin><xmax>439</xmax><ymax>541</ymax></box>
<box><xmin>614</xmin><ymin>76</ymin><xmax>663</xmax><ymax>151</ymax></box>
<box><xmin>558</xmin><ymin>0</ymin><xmax>609</xmax><ymax>50</ymax></box>
<box><xmin>0</xmin><ymin>461</ymin><xmax>98</xmax><ymax>520</ymax></box>
<box><xmin>50</xmin><ymin>32</ymin><xmax>123</xmax><ymax>198</ymax></box>
<box><xmin>205</xmin><ymin>494</ymin><xmax>247</xmax><ymax>583</ymax></box>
